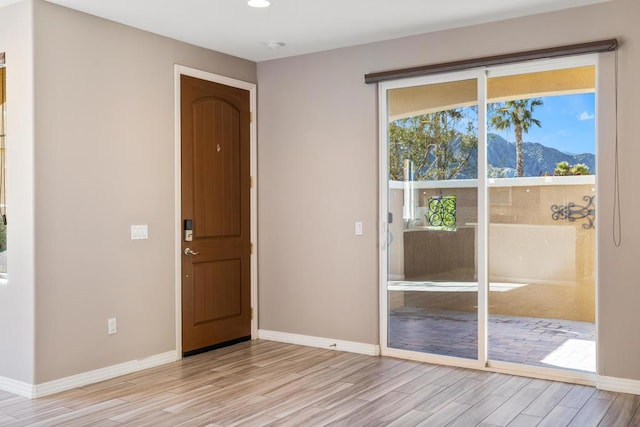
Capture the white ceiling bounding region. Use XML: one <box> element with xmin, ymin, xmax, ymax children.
<box><xmin>7</xmin><ymin>0</ymin><xmax>613</xmax><ymax>61</ymax></box>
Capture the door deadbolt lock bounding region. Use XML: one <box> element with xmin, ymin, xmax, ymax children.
<box><xmin>184</xmin><ymin>219</ymin><xmax>193</xmax><ymax>242</ymax></box>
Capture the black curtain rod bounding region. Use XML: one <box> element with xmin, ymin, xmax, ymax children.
<box><xmin>365</xmin><ymin>38</ymin><xmax>618</xmax><ymax>84</ymax></box>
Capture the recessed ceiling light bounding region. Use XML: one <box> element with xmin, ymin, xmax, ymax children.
<box><xmin>265</xmin><ymin>41</ymin><xmax>286</xmax><ymax>50</ymax></box>
<box><xmin>248</xmin><ymin>0</ymin><xmax>270</xmax><ymax>7</ymax></box>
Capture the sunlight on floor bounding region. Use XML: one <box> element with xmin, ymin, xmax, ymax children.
<box><xmin>541</xmin><ymin>338</ymin><xmax>596</xmax><ymax>372</ymax></box>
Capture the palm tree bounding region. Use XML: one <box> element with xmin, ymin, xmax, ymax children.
<box><xmin>490</xmin><ymin>99</ymin><xmax>543</xmax><ymax>177</ymax></box>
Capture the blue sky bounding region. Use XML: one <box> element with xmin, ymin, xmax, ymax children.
<box><xmin>489</xmin><ymin>93</ymin><xmax>596</xmax><ymax>155</ymax></box>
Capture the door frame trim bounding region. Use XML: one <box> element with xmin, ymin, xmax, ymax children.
<box><xmin>173</xmin><ymin>65</ymin><xmax>258</xmax><ymax>357</ymax></box>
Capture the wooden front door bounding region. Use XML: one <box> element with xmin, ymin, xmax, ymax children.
<box><xmin>180</xmin><ymin>75</ymin><xmax>251</xmax><ymax>355</ymax></box>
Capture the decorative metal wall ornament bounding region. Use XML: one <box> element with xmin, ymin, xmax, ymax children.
<box><xmin>427</xmin><ymin>195</ymin><xmax>456</xmax><ymax>231</ymax></box>
<box><xmin>551</xmin><ymin>195</ymin><xmax>595</xmax><ymax>229</ymax></box>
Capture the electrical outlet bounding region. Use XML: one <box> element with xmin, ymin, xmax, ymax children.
<box><xmin>108</xmin><ymin>318</ymin><xmax>117</xmax><ymax>335</ymax></box>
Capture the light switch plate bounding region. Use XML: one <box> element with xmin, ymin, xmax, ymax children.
<box><xmin>131</xmin><ymin>224</ymin><xmax>148</xmax><ymax>240</ymax></box>
<box><xmin>108</xmin><ymin>318</ymin><xmax>117</xmax><ymax>335</ymax></box>
<box><xmin>355</xmin><ymin>221</ymin><xmax>363</xmax><ymax>236</ymax></box>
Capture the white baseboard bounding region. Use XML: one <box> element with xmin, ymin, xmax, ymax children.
<box><xmin>598</xmin><ymin>375</ymin><xmax>640</xmax><ymax>395</ymax></box>
<box><xmin>33</xmin><ymin>350</ymin><xmax>178</xmax><ymax>398</ymax></box>
<box><xmin>0</xmin><ymin>376</ymin><xmax>34</xmax><ymax>398</ymax></box>
<box><xmin>258</xmin><ymin>329</ymin><xmax>380</xmax><ymax>356</ymax></box>
<box><xmin>3</xmin><ymin>346</ymin><xmax>639</xmax><ymax>398</ymax></box>
<box><xmin>0</xmin><ymin>350</ymin><xmax>179</xmax><ymax>399</ymax></box>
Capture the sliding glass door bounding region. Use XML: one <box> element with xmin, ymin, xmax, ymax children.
<box><xmin>381</xmin><ymin>56</ymin><xmax>597</xmax><ymax>376</ymax></box>
<box><xmin>486</xmin><ymin>66</ymin><xmax>596</xmax><ymax>372</ymax></box>
<box><xmin>384</xmin><ymin>75</ymin><xmax>483</xmax><ymax>361</ymax></box>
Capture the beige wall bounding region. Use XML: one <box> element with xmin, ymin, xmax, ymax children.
<box><xmin>257</xmin><ymin>48</ymin><xmax>379</xmax><ymax>344</ymax></box>
<box><xmin>257</xmin><ymin>0</ymin><xmax>640</xmax><ymax>380</ymax></box>
<box><xmin>3</xmin><ymin>0</ymin><xmax>639</xmax><ymax>388</ymax></box>
<box><xmin>31</xmin><ymin>0</ymin><xmax>256</xmax><ymax>383</ymax></box>
<box><xmin>0</xmin><ymin>0</ymin><xmax>35</xmax><ymax>384</ymax></box>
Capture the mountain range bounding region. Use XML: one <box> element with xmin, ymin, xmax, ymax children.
<box><xmin>457</xmin><ymin>133</ymin><xmax>595</xmax><ymax>178</ymax></box>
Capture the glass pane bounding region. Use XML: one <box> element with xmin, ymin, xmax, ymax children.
<box><xmin>387</xmin><ymin>79</ymin><xmax>479</xmax><ymax>359</ymax></box>
<box><xmin>486</xmin><ymin>66</ymin><xmax>596</xmax><ymax>372</ymax></box>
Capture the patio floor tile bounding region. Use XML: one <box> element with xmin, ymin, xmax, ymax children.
<box><xmin>389</xmin><ymin>307</ymin><xmax>595</xmax><ymax>372</ymax></box>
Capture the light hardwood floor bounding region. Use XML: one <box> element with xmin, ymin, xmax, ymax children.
<box><xmin>0</xmin><ymin>340</ymin><xmax>638</xmax><ymax>426</ymax></box>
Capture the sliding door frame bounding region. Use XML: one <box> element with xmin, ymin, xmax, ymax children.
<box><xmin>378</xmin><ymin>68</ymin><xmax>487</xmax><ymax>371</ymax></box>
<box><xmin>378</xmin><ymin>54</ymin><xmax>601</xmax><ymax>385</ymax></box>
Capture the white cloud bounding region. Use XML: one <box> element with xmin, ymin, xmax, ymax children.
<box><xmin>579</xmin><ymin>111</ymin><xmax>595</xmax><ymax>121</ymax></box>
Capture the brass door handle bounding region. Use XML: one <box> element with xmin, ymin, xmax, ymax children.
<box><xmin>184</xmin><ymin>248</ymin><xmax>200</xmax><ymax>256</ymax></box>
